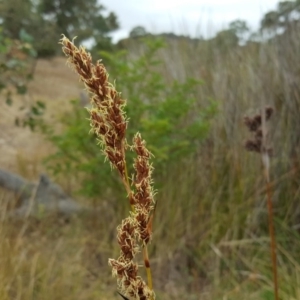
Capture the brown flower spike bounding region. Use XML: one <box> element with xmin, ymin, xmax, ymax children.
<box><xmin>244</xmin><ymin>106</ymin><xmax>273</xmax><ymax>155</ymax></box>
<box><xmin>60</xmin><ymin>36</ymin><xmax>156</xmax><ymax>300</ymax></box>
<box><xmin>60</xmin><ymin>36</ymin><xmax>128</xmax><ymax>179</ymax></box>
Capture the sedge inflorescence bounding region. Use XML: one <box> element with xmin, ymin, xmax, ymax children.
<box><xmin>243</xmin><ymin>105</ymin><xmax>279</xmax><ymax>300</ymax></box>
<box><xmin>60</xmin><ymin>35</ymin><xmax>156</xmax><ymax>300</ymax></box>
<box><xmin>243</xmin><ymin>106</ymin><xmax>274</xmax><ymax>155</ymax></box>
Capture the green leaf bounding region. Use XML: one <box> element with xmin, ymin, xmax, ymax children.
<box><xmin>19</xmin><ymin>28</ymin><xmax>34</xmax><ymax>43</ymax></box>
<box><xmin>5</xmin><ymin>93</ymin><xmax>12</xmax><ymax>106</ymax></box>
<box><xmin>16</xmin><ymin>84</ymin><xmax>27</xmax><ymax>95</ymax></box>
<box><xmin>15</xmin><ymin>118</ymin><xmax>20</xmax><ymax>126</ymax></box>
<box><xmin>36</xmin><ymin>101</ymin><xmax>46</xmax><ymax>109</ymax></box>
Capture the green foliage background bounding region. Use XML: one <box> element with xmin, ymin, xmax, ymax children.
<box><xmin>42</xmin><ymin>38</ymin><xmax>217</xmax><ymax>199</ymax></box>
<box><xmin>1</xmin><ymin>1</ymin><xmax>300</xmax><ymax>299</ymax></box>
<box><xmin>0</xmin><ymin>0</ymin><xmax>119</xmax><ymax>56</ymax></box>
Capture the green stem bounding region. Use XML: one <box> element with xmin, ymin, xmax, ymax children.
<box><xmin>143</xmin><ymin>245</ymin><xmax>154</xmax><ymax>298</ymax></box>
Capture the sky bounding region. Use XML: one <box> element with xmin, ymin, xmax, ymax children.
<box><xmin>101</xmin><ymin>0</ymin><xmax>280</xmax><ymax>42</ymax></box>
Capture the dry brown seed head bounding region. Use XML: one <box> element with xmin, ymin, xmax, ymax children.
<box><xmin>265</xmin><ymin>106</ymin><xmax>274</xmax><ymax>120</ymax></box>
<box><xmin>244</xmin><ymin>106</ymin><xmax>274</xmax><ymax>154</ymax></box>
<box><xmin>244</xmin><ymin>139</ymin><xmax>261</xmax><ymax>153</ymax></box>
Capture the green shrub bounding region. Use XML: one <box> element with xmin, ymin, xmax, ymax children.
<box><xmin>0</xmin><ymin>27</ymin><xmax>45</xmax><ymax>129</ymax></box>
<box><xmin>43</xmin><ymin>38</ymin><xmax>217</xmax><ymax>199</ymax></box>
<box><xmin>0</xmin><ymin>27</ymin><xmax>36</xmax><ymax>103</ymax></box>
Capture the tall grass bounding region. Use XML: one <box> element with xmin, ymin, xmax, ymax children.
<box><xmin>114</xmin><ymin>23</ymin><xmax>300</xmax><ymax>299</ymax></box>
<box><xmin>0</xmin><ymin>21</ymin><xmax>300</xmax><ymax>299</ymax></box>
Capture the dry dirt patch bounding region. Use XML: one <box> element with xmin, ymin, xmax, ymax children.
<box><xmin>0</xmin><ymin>56</ymin><xmax>83</xmax><ymax>178</ymax></box>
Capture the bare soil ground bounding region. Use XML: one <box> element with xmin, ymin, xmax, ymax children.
<box><xmin>0</xmin><ymin>56</ymin><xmax>83</xmax><ymax>179</ymax></box>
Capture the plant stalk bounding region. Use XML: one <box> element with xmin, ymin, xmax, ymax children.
<box><xmin>263</xmin><ymin>158</ymin><xmax>279</xmax><ymax>300</ymax></box>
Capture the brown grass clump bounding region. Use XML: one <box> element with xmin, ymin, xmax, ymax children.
<box><xmin>60</xmin><ymin>36</ymin><xmax>156</xmax><ymax>300</ymax></box>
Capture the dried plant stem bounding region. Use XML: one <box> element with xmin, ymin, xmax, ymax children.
<box><xmin>244</xmin><ymin>106</ymin><xmax>279</xmax><ymax>300</ymax></box>
<box><xmin>121</xmin><ymin>144</ymin><xmax>131</xmax><ymax>196</ymax></box>
<box><xmin>263</xmin><ymin>162</ymin><xmax>279</xmax><ymax>300</ymax></box>
<box><xmin>143</xmin><ymin>246</ymin><xmax>153</xmax><ymax>291</ymax></box>
<box><xmin>121</xmin><ymin>173</ymin><xmax>133</xmax><ymax>207</ymax></box>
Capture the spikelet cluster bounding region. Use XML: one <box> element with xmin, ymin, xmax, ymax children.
<box><xmin>60</xmin><ymin>36</ymin><xmax>155</xmax><ymax>300</ymax></box>
<box><xmin>244</xmin><ymin>106</ymin><xmax>274</xmax><ymax>155</ymax></box>
<box><xmin>60</xmin><ymin>36</ymin><xmax>127</xmax><ymax>177</ymax></box>
<box><xmin>108</xmin><ymin>133</ymin><xmax>156</xmax><ymax>300</ymax></box>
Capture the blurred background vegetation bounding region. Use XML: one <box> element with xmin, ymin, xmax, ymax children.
<box><xmin>1</xmin><ymin>0</ymin><xmax>300</xmax><ymax>299</ymax></box>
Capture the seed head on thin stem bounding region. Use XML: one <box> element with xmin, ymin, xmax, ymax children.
<box><xmin>60</xmin><ymin>36</ymin><xmax>156</xmax><ymax>300</ymax></box>
<box><xmin>243</xmin><ymin>106</ymin><xmax>274</xmax><ymax>155</ymax></box>
<box><xmin>243</xmin><ymin>105</ymin><xmax>279</xmax><ymax>300</ymax></box>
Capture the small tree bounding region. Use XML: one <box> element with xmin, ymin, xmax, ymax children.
<box><xmin>129</xmin><ymin>26</ymin><xmax>148</xmax><ymax>38</ymax></box>
<box><xmin>0</xmin><ymin>0</ymin><xmax>119</xmax><ymax>56</ymax></box>
<box><xmin>38</xmin><ymin>0</ymin><xmax>119</xmax><ymax>45</ymax></box>
<box><xmin>229</xmin><ymin>19</ymin><xmax>250</xmax><ymax>44</ymax></box>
